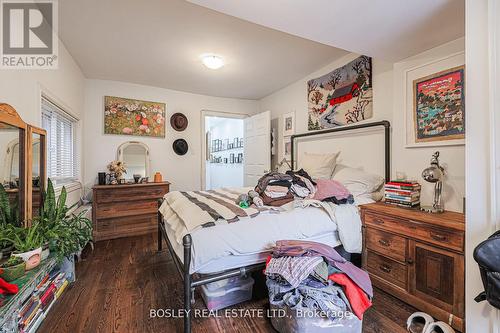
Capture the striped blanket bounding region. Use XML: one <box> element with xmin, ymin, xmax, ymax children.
<box><xmin>159</xmin><ymin>187</ymin><xmax>278</xmax><ymax>243</ymax></box>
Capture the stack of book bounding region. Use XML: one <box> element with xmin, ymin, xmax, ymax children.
<box><xmin>17</xmin><ymin>270</ymin><xmax>69</xmax><ymax>333</ymax></box>
<box><xmin>384</xmin><ymin>181</ymin><xmax>421</xmax><ymax>208</ymax></box>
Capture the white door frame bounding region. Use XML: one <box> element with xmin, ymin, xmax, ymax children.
<box><xmin>200</xmin><ymin>110</ymin><xmax>248</xmax><ymax>190</ymax></box>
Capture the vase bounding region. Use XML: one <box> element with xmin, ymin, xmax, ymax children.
<box><xmin>154</xmin><ymin>172</ymin><xmax>162</xmax><ymax>183</ymax></box>
<box><xmin>12</xmin><ymin>247</ymin><xmax>42</xmax><ymax>270</ymax></box>
<box><xmin>0</xmin><ymin>260</ymin><xmax>26</xmax><ymax>282</ymax></box>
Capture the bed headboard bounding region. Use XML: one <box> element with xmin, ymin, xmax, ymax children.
<box><xmin>290</xmin><ymin>121</ymin><xmax>391</xmax><ymax>181</ymax></box>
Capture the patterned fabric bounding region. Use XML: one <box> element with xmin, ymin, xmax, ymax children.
<box><xmin>159</xmin><ymin>187</ymin><xmax>264</xmax><ymax>235</ymax></box>
<box><xmin>265</xmin><ymin>256</ymin><xmax>324</xmax><ymax>288</ymax></box>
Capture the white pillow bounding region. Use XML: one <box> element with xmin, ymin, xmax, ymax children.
<box><xmin>332</xmin><ymin>164</ymin><xmax>385</xmax><ymax>196</ymax></box>
<box><xmin>298</xmin><ymin>152</ymin><xmax>339</xmax><ymax>179</ymax></box>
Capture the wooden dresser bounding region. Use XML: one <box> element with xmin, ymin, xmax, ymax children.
<box><xmin>92</xmin><ymin>182</ymin><xmax>170</xmax><ymax>241</ymax></box>
<box><xmin>360</xmin><ymin>202</ymin><xmax>465</xmax><ymax>332</ymax></box>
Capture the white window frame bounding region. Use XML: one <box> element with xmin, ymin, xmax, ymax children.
<box><xmin>41</xmin><ymin>95</ymin><xmax>79</xmax><ymax>188</ymax></box>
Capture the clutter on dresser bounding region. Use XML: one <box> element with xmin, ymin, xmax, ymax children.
<box><xmin>154</xmin><ymin>172</ymin><xmax>163</xmax><ymax>183</ymax></box>
<box><xmin>384</xmin><ymin>180</ymin><xmax>421</xmax><ymax>208</ymax></box>
<box><xmin>421</xmin><ymin>151</ymin><xmax>445</xmax><ymax>213</ymax></box>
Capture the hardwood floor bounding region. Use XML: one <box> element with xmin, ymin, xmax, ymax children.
<box><xmin>40</xmin><ymin>233</ymin><xmax>416</xmax><ymax>333</ymax></box>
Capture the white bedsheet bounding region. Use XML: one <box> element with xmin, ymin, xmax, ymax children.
<box><xmin>163</xmin><ymin>203</ymin><xmax>363</xmax><ymax>274</ymax></box>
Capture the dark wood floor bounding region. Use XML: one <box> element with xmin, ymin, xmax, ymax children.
<box><xmin>40</xmin><ymin>233</ymin><xmax>416</xmax><ymax>333</ymax></box>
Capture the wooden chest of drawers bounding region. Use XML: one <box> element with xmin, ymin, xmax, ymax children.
<box><xmin>360</xmin><ymin>202</ymin><xmax>465</xmax><ymax>332</ymax></box>
<box><xmin>92</xmin><ymin>182</ymin><xmax>170</xmax><ymax>241</ymax></box>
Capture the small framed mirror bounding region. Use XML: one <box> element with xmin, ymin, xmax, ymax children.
<box><xmin>117</xmin><ymin>141</ymin><xmax>150</xmax><ymax>181</ymax></box>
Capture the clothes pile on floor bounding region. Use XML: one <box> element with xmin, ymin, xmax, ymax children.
<box><xmin>248</xmin><ymin>170</ymin><xmax>355</xmax><ymax>207</ymax></box>
<box><xmin>265</xmin><ymin>240</ymin><xmax>371</xmax><ymax>333</ymax></box>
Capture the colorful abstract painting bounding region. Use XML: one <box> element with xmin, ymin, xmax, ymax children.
<box><xmin>307</xmin><ymin>55</ymin><xmax>373</xmax><ymax>130</ymax></box>
<box><xmin>104</xmin><ymin>96</ymin><xmax>165</xmax><ymax>137</ymax></box>
<box><xmin>413</xmin><ymin>66</ymin><xmax>465</xmax><ymax>142</ymax></box>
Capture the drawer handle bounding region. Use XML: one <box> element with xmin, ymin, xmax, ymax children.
<box><xmin>406</xmin><ymin>258</ymin><xmax>414</xmax><ymax>265</ymax></box>
<box><xmin>372</xmin><ymin>218</ymin><xmax>385</xmax><ymax>225</ymax></box>
<box><xmin>378</xmin><ymin>239</ymin><xmax>390</xmax><ymax>247</ymax></box>
<box><xmin>379</xmin><ymin>264</ymin><xmax>392</xmax><ymax>273</ymax></box>
<box><xmin>431</xmin><ymin>233</ymin><xmax>447</xmax><ymax>242</ymax></box>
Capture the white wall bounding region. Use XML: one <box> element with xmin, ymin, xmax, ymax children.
<box><xmin>260</xmin><ymin>38</ymin><xmax>465</xmax><ymax>212</ymax></box>
<box><xmin>0</xmin><ymin>41</ymin><xmax>86</xmax><ymax>206</ymax></box>
<box><xmin>83</xmin><ymin>79</ymin><xmax>258</xmax><ymax>191</ymax></box>
<box><xmin>206</xmin><ymin>117</ymin><xmax>244</xmax><ymax>189</ymax></box>
<box><xmin>465</xmin><ymin>0</ymin><xmax>500</xmax><ymax>331</ymax></box>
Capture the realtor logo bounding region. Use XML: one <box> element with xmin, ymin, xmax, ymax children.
<box><xmin>1</xmin><ymin>0</ymin><xmax>58</xmax><ymax>69</ymax></box>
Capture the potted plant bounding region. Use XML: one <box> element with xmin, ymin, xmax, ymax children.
<box><xmin>1</xmin><ymin>223</ymin><xmax>44</xmax><ymax>270</ymax></box>
<box><xmin>0</xmin><ymin>184</ymin><xmax>21</xmax><ymax>260</ymax></box>
<box><xmin>36</xmin><ymin>179</ymin><xmax>92</xmax><ymax>263</ymax></box>
<box><xmin>0</xmin><ymin>256</ymin><xmax>26</xmax><ymax>282</ymax></box>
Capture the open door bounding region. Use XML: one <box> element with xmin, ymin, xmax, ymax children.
<box><xmin>243</xmin><ymin>111</ymin><xmax>271</xmax><ymax>186</ymax></box>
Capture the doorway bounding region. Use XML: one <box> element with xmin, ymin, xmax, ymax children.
<box><xmin>202</xmin><ymin>112</ymin><xmax>245</xmax><ymax>190</ymax></box>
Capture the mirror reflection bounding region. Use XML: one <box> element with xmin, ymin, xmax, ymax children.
<box><xmin>32</xmin><ymin>133</ymin><xmax>41</xmax><ymax>217</ymax></box>
<box><xmin>0</xmin><ymin>122</ymin><xmax>21</xmax><ymax>222</ymax></box>
<box><xmin>117</xmin><ymin>141</ymin><xmax>150</xmax><ymax>181</ymax></box>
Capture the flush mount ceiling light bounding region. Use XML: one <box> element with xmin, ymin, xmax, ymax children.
<box><xmin>201</xmin><ymin>54</ymin><xmax>224</xmax><ymax>70</ymax></box>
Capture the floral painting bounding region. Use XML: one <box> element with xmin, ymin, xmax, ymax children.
<box><xmin>307</xmin><ymin>55</ymin><xmax>373</xmax><ymax>130</ymax></box>
<box><xmin>104</xmin><ymin>96</ymin><xmax>165</xmax><ymax>137</ymax></box>
<box><xmin>413</xmin><ymin>66</ymin><xmax>465</xmax><ymax>142</ymax></box>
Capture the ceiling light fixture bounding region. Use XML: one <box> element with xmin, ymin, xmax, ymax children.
<box><xmin>201</xmin><ymin>54</ymin><xmax>224</xmax><ymax>70</ymax></box>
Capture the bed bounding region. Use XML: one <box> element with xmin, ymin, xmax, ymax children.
<box><xmin>157</xmin><ymin>120</ymin><xmax>391</xmax><ymax>333</ymax></box>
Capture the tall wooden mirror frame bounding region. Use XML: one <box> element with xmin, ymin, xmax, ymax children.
<box><xmin>0</xmin><ymin>103</ymin><xmax>27</xmax><ymax>224</ymax></box>
<box><xmin>26</xmin><ymin>125</ymin><xmax>47</xmax><ymax>225</ymax></box>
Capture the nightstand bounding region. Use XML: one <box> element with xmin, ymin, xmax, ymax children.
<box><xmin>360</xmin><ymin>202</ymin><xmax>465</xmax><ymax>332</ymax></box>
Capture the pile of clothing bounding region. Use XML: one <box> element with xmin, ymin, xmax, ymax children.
<box><xmin>252</xmin><ymin>170</ymin><xmax>355</xmax><ymax>207</ymax></box>
<box><xmin>255</xmin><ymin>172</ymin><xmax>294</xmax><ymax>206</ymax></box>
<box><xmin>265</xmin><ymin>240</ymin><xmax>372</xmax><ymax>325</ymax></box>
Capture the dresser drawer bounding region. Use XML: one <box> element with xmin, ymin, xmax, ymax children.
<box><xmin>95</xmin><ymin>200</ymin><xmax>158</xmax><ymax>219</ymax></box>
<box><xmin>95</xmin><ymin>213</ymin><xmax>156</xmax><ymax>240</ymax></box>
<box><xmin>95</xmin><ymin>185</ymin><xmax>169</xmax><ymax>203</ymax></box>
<box><xmin>364</xmin><ymin>212</ymin><xmax>464</xmax><ymax>252</ymax></box>
<box><xmin>366</xmin><ymin>228</ymin><xmax>406</xmax><ymax>262</ymax></box>
<box><xmin>367</xmin><ymin>251</ymin><xmax>407</xmax><ymax>289</ymax></box>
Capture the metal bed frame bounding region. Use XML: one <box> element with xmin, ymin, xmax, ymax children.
<box><xmin>157</xmin><ymin>120</ymin><xmax>391</xmax><ymax>333</ymax></box>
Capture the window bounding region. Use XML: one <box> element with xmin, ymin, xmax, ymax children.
<box><xmin>41</xmin><ymin>97</ymin><xmax>78</xmax><ymax>186</ymax></box>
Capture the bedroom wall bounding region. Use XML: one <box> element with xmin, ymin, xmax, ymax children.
<box><xmin>83</xmin><ymin>79</ymin><xmax>259</xmax><ymax>191</ymax></box>
<box><xmin>0</xmin><ymin>41</ymin><xmax>86</xmax><ymax>206</ymax></box>
<box><xmin>259</xmin><ymin>37</ymin><xmax>465</xmax><ymax>212</ymax></box>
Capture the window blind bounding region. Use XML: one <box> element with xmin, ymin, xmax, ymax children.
<box><xmin>41</xmin><ymin>97</ymin><xmax>79</xmax><ymax>185</ymax></box>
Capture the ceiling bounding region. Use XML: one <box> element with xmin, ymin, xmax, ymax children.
<box><xmin>58</xmin><ymin>0</ymin><xmax>349</xmax><ymax>100</ymax></box>
<box><xmin>189</xmin><ymin>0</ymin><xmax>465</xmax><ymax>62</ymax></box>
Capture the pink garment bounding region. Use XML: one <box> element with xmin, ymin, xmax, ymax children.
<box><xmin>312</xmin><ymin>179</ymin><xmax>351</xmax><ymax>201</ymax></box>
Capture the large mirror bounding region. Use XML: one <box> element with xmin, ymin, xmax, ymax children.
<box><xmin>0</xmin><ymin>105</ymin><xmax>26</xmax><ymax>224</ymax></box>
<box><xmin>117</xmin><ymin>141</ymin><xmax>150</xmax><ymax>181</ymax></box>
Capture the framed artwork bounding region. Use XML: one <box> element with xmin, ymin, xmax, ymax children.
<box><xmin>307</xmin><ymin>55</ymin><xmax>373</xmax><ymax>130</ymax></box>
<box><xmin>283</xmin><ymin>136</ymin><xmax>292</xmax><ymax>159</ymax></box>
<box><xmin>282</xmin><ymin>112</ymin><xmax>295</xmax><ymax>136</ymax></box>
<box><xmin>413</xmin><ymin>66</ymin><xmax>465</xmax><ymax>143</ymax></box>
<box><xmin>104</xmin><ymin>96</ymin><xmax>165</xmax><ymax>137</ymax></box>
<box><xmin>404</xmin><ymin>51</ymin><xmax>465</xmax><ymax>147</ymax></box>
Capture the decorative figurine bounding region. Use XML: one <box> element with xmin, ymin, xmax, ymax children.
<box><xmin>421</xmin><ymin>151</ymin><xmax>445</xmax><ymax>213</ymax></box>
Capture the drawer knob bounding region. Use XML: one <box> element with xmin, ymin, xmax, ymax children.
<box><xmin>378</xmin><ymin>239</ymin><xmax>390</xmax><ymax>247</ymax></box>
<box><xmin>431</xmin><ymin>233</ymin><xmax>447</xmax><ymax>242</ymax></box>
<box><xmin>406</xmin><ymin>258</ymin><xmax>414</xmax><ymax>265</ymax></box>
<box><xmin>379</xmin><ymin>264</ymin><xmax>392</xmax><ymax>273</ymax></box>
<box><xmin>372</xmin><ymin>218</ymin><xmax>385</xmax><ymax>225</ymax></box>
